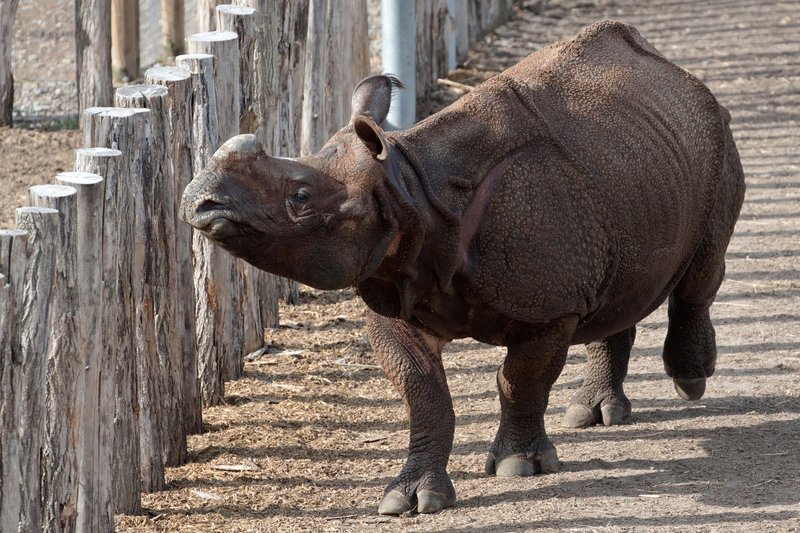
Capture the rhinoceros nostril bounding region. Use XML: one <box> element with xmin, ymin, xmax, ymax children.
<box><xmin>196</xmin><ymin>196</ymin><xmax>232</xmax><ymax>213</ymax></box>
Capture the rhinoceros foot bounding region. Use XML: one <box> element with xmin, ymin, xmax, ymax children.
<box><xmin>377</xmin><ymin>467</ymin><xmax>456</xmax><ymax>515</ymax></box>
<box><xmin>563</xmin><ymin>327</ymin><xmax>635</xmax><ymax>428</ymax></box>
<box><xmin>672</xmin><ymin>377</ymin><xmax>707</xmax><ymax>401</ymax></box>
<box><xmin>485</xmin><ymin>439</ymin><xmax>560</xmax><ymax>477</ymax></box>
<box><xmin>563</xmin><ymin>394</ymin><xmax>632</xmax><ymax>428</ymax></box>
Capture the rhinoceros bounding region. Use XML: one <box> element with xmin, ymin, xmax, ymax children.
<box><xmin>181</xmin><ymin>20</ymin><xmax>745</xmax><ymax>514</ymax></box>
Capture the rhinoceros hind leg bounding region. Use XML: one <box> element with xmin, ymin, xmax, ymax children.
<box><xmin>563</xmin><ymin>326</ymin><xmax>635</xmax><ymax>428</ymax></box>
<box><xmin>662</xmin><ymin>293</ymin><xmax>717</xmax><ymax>401</ymax></box>
<box><xmin>663</xmin><ymin>134</ymin><xmax>744</xmax><ymax>401</ymax></box>
<box><xmin>487</xmin><ymin>317</ymin><xmax>575</xmax><ymax>477</ymax></box>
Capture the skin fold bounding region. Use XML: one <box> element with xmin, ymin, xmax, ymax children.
<box><xmin>181</xmin><ymin>20</ymin><xmax>745</xmax><ymax>515</ymax></box>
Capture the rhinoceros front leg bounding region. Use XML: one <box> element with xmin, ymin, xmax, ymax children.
<box><xmin>485</xmin><ymin>317</ymin><xmax>576</xmax><ymax>477</ymax></box>
<box><xmin>366</xmin><ymin>310</ymin><xmax>456</xmax><ymax>515</ymax></box>
<box><xmin>563</xmin><ymin>326</ymin><xmax>635</xmax><ymax>428</ymax></box>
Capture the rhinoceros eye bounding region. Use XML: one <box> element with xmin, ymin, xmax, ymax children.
<box><xmin>292</xmin><ymin>189</ymin><xmax>311</xmax><ymax>206</ymax></box>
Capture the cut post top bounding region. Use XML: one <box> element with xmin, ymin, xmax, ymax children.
<box><xmin>0</xmin><ymin>229</ymin><xmax>27</xmax><ymax>237</ymax></box>
<box><xmin>29</xmin><ymin>184</ymin><xmax>78</xmax><ymax>198</ymax></box>
<box><xmin>188</xmin><ymin>31</ymin><xmax>239</xmax><ymax>43</ymax></box>
<box><xmin>55</xmin><ymin>172</ymin><xmax>104</xmax><ymax>186</ymax></box>
<box><xmin>84</xmin><ymin>107</ymin><xmax>138</xmax><ymax>119</ymax></box>
<box><xmin>146</xmin><ymin>66</ymin><xmax>192</xmax><ymax>82</ymax></box>
<box><xmin>175</xmin><ymin>53</ymin><xmax>215</xmax><ymax>62</ymax></box>
<box><xmin>16</xmin><ymin>206</ymin><xmax>60</xmax><ymax>215</ymax></box>
<box><xmin>217</xmin><ymin>5</ymin><xmax>256</xmax><ymax>16</ymax></box>
<box><xmin>76</xmin><ymin>147</ymin><xmax>122</xmax><ymax>157</ymax></box>
<box><xmin>116</xmin><ymin>85</ymin><xmax>169</xmax><ymax>99</ymax></box>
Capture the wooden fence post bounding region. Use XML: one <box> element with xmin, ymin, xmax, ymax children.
<box><xmin>117</xmin><ymin>81</ymin><xmax>188</xmax><ymax>468</ymax></box>
<box><xmin>80</xmin><ymin>107</ymin><xmax>145</xmax><ymax>513</ymax></box>
<box><xmin>215</xmin><ymin>4</ymin><xmax>271</xmax><ymax>355</ymax></box>
<box><xmin>188</xmin><ymin>31</ymin><xmax>240</xmax><ymax>143</ymax></box>
<box><xmin>468</xmin><ymin>0</ymin><xmax>514</xmax><ymax>44</ymax></box>
<box><xmin>114</xmin><ymin>87</ymin><xmax>175</xmax><ymax>493</ymax></box>
<box><xmin>198</xmin><ymin>0</ymin><xmax>222</xmax><ymax>32</ymax></box>
<box><xmin>111</xmin><ymin>0</ymin><xmax>140</xmax><ymax>81</ymax></box>
<box><xmin>176</xmin><ymin>52</ymin><xmax>228</xmax><ymax>405</ymax></box>
<box><xmin>175</xmin><ymin>54</ymin><xmax>219</xmax><ymax>171</ymax></box>
<box><xmin>216</xmin><ymin>5</ymin><xmax>256</xmax><ymax>134</ymax></box>
<box><xmin>0</xmin><ymin>0</ymin><xmax>19</xmax><ymax>126</ymax></box>
<box><xmin>176</xmin><ymin>52</ymin><xmax>221</xmax><ymax>418</ymax></box>
<box><xmin>415</xmin><ymin>0</ymin><xmax>449</xmax><ymax>101</ymax></box>
<box><xmin>0</xmin><ymin>274</ymin><xmax>9</xmax><ymax>528</ymax></box>
<box><xmin>13</xmin><ymin>206</ymin><xmax>61</xmax><ymax>533</ymax></box>
<box><xmin>73</xmin><ymin>149</ymin><xmax>121</xmax><ymax>531</ymax></box>
<box><xmin>232</xmin><ymin>0</ymin><xmax>308</xmax><ymax>304</ymax></box>
<box><xmin>75</xmin><ymin>0</ymin><xmax>113</xmax><ymax>112</ymax></box>
<box><xmin>0</xmin><ymin>228</ymin><xmax>26</xmax><ymax>532</ymax></box>
<box><xmin>145</xmin><ymin>65</ymin><xmax>203</xmax><ymax>439</ymax></box>
<box><xmin>29</xmin><ymin>184</ymin><xmax>82</xmax><ymax>532</ymax></box>
<box><xmin>186</xmin><ymin>31</ymin><xmax>247</xmax><ymax>386</ymax></box>
<box><xmin>453</xmin><ymin>0</ymin><xmax>469</xmax><ymax>65</ymax></box>
<box><xmin>161</xmin><ymin>0</ymin><xmax>186</xmax><ymax>57</ymax></box>
<box><xmin>53</xmin><ymin>171</ymin><xmax>110</xmax><ymax>533</ymax></box>
<box><xmin>302</xmin><ymin>0</ymin><xmax>369</xmax><ymax>153</ymax></box>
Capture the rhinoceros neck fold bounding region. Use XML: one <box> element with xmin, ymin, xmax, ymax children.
<box><xmin>391</xmin><ymin>136</ymin><xmax>461</xmax><ymax>226</ymax></box>
<box><xmin>366</xmin><ymin>144</ymin><xmax>430</xmax><ymax>319</ymax></box>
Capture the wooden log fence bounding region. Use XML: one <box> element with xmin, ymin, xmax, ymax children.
<box><xmin>75</xmin><ymin>0</ymin><xmax>113</xmax><ymax>112</ymax></box>
<box><xmin>145</xmin><ymin>65</ymin><xmax>204</xmax><ymax>437</ymax></box>
<box><xmin>186</xmin><ymin>29</ymin><xmax>247</xmax><ymax>397</ymax></box>
<box><xmin>215</xmin><ymin>4</ymin><xmax>273</xmax><ymax>356</ymax></box>
<box><xmin>81</xmin><ymin>107</ymin><xmax>145</xmax><ymax>515</ymax></box>
<box><xmin>0</xmin><ymin>2</ymin><xmax>517</xmax><ymax>529</ymax></box>
<box><xmin>0</xmin><ymin>0</ymin><xmax>19</xmax><ymax>126</ymax></box>
<box><xmin>29</xmin><ymin>184</ymin><xmax>83</xmax><ymax>532</ymax></box>
<box><xmin>11</xmin><ymin>206</ymin><xmax>62</xmax><ymax>533</ymax></box>
<box><xmin>71</xmin><ymin>154</ymin><xmax>120</xmax><ymax>532</ymax></box>
<box><xmin>52</xmin><ymin>172</ymin><xmax>107</xmax><ymax>533</ymax></box>
<box><xmin>109</xmin><ymin>87</ymin><xmax>172</xmax><ymax>487</ymax></box>
<box><xmin>0</xmin><ymin>227</ymin><xmax>28</xmax><ymax>532</ymax></box>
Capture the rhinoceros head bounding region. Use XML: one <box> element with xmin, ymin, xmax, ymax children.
<box><xmin>181</xmin><ymin>75</ymin><xmax>406</xmax><ymax>290</ymax></box>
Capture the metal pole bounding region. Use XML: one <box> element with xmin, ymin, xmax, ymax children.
<box><xmin>381</xmin><ymin>0</ymin><xmax>415</xmax><ymax>130</ymax></box>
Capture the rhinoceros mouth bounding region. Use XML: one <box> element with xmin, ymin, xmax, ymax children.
<box><xmin>188</xmin><ymin>207</ymin><xmax>246</xmax><ymax>239</ymax></box>
<box><xmin>203</xmin><ymin>216</ymin><xmax>249</xmax><ymax>241</ymax></box>
<box><xmin>188</xmin><ymin>208</ymin><xmax>223</xmax><ymax>228</ymax></box>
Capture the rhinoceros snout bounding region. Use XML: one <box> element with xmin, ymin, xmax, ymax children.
<box><xmin>180</xmin><ymin>173</ymin><xmax>230</xmax><ymax>229</ymax></box>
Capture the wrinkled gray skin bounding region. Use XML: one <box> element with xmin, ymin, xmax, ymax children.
<box><xmin>181</xmin><ymin>21</ymin><xmax>745</xmax><ymax>515</ymax></box>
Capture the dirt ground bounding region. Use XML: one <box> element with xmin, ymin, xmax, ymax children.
<box><xmin>1</xmin><ymin>0</ymin><xmax>798</xmax><ymax>531</ymax></box>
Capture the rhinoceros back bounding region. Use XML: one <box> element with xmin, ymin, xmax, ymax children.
<box><xmin>397</xmin><ymin>20</ymin><xmax>729</xmax><ymax>326</ymax></box>
<box><xmin>503</xmin><ymin>19</ymin><xmax>725</xmax><ymax>237</ymax></box>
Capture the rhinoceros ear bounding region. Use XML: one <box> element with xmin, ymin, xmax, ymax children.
<box><xmin>353</xmin><ymin>115</ymin><xmax>389</xmax><ymax>161</ymax></box>
<box><xmin>349</xmin><ymin>74</ymin><xmax>404</xmax><ymax>126</ymax></box>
